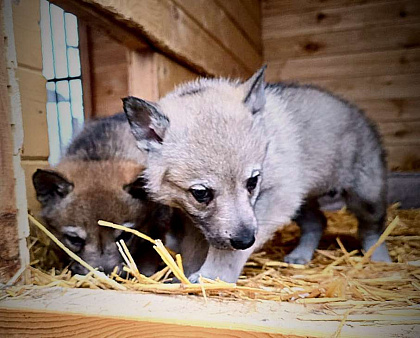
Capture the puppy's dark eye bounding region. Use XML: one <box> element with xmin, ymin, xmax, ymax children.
<box><xmin>246</xmin><ymin>170</ymin><xmax>260</xmax><ymax>194</ymax></box>
<box><xmin>190</xmin><ymin>184</ymin><xmax>213</xmax><ymax>204</ymax></box>
<box><xmin>64</xmin><ymin>234</ymin><xmax>85</xmax><ymax>250</ymax></box>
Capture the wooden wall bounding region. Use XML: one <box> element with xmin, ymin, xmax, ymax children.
<box><xmin>66</xmin><ymin>0</ymin><xmax>262</xmax><ymax>79</ymax></box>
<box><xmin>263</xmin><ymin>0</ymin><xmax>420</xmax><ymax>170</ymax></box>
<box><xmin>81</xmin><ymin>26</ymin><xmax>199</xmax><ymax>118</ymax></box>
<box><xmin>11</xmin><ymin>1</ymin><xmax>49</xmax><ymax>215</ymax></box>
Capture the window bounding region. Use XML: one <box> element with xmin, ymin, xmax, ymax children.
<box><xmin>40</xmin><ymin>0</ymin><xmax>84</xmax><ymax>165</ymax></box>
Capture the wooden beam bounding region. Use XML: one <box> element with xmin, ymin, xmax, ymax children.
<box><xmin>0</xmin><ymin>0</ymin><xmax>30</xmax><ymax>283</ymax></box>
<box><xmin>172</xmin><ymin>0</ymin><xmax>261</xmax><ymax>72</ymax></box>
<box><xmin>73</xmin><ymin>0</ymin><xmax>251</xmax><ymax>77</ymax></box>
<box><xmin>1</xmin><ymin>287</ymin><xmax>419</xmax><ymax>337</ymax></box>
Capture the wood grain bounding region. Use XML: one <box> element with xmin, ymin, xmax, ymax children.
<box><xmin>215</xmin><ymin>0</ymin><xmax>262</xmax><ymax>52</ymax></box>
<box><xmin>16</xmin><ymin>68</ymin><xmax>49</xmax><ymax>159</ymax></box>
<box><xmin>378</xmin><ymin>121</ymin><xmax>420</xmax><ymax>146</ymax></box>
<box><xmin>264</xmin><ymin>0</ymin><xmax>420</xmax><ymax>38</ymax></box>
<box><xmin>0</xmin><ymin>308</ymin><xmax>282</xmax><ymax>338</ymax></box>
<box><xmin>266</xmin><ymin>48</ymin><xmax>420</xmax><ymax>81</ymax></box>
<box><xmin>312</xmin><ymin>74</ymin><xmax>420</xmax><ymax>100</ymax></box>
<box><xmin>78</xmin><ymin>0</ymin><xmax>252</xmax><ymax>77</ymax></box>
<box><xmin>88</xmin><ymin>28</ymin><xmax>129</xmax><ymax>117</ymax></box>
<box><xmin>359</xmin><ymin>98</ymin><xmax>420</xmax><ymax>122</ymax></box>
<box><xmin>263</xmin><ymin>0</ymin><xmax>396</xmax><ymax>16</ymax></box>
<box><xmin>1</xmin><ymin>287</ymin><xmax>418</xmax><ymax>337</ymax></box>
<box><xmin>172</xmin><ymin>0</ymin><xmax>261</xmax><ymax>72</ymax></box>
<box><xmin>155</xmin><ymin>53</ymin><xmax>198</xmax><ymax>97</ymax></box>
<box><xmin>264</xmin><ymin>23</ymin><xmax>420</xmax><ymax>60</ymax></box>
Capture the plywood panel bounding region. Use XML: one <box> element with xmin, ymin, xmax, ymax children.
<box><xmin>264</xmin><ymin>1</ymin><xmax>420</xmax><ymax>38</ymax></box>
<box><xmin>80</xmin><ymin>0</ymin><xmax>251</xmax><ymax>77</ymax></box>
<box><xmin>266</xmin><ymin>49</ymin><xmax>420</xmax><ymax>81</ymax></box>
<box><xmin>264</xmin><ymin>23</ymin><xmax>420</xmax><ymax>60</ymax></box>
<box><xmin>172</xmin><ymin>0</ymin><xmax>261</xmax><ymax>72</ymax></box>
<box><xmin>16</xmin><ymin>68</ymin><xmax>49</xmax><ymax>159</ymax></box>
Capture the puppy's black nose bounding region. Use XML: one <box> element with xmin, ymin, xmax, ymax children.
<box><xmin>230</xmin><ymin>228</ymin><xmax>255</xmax><ymax>250</ymax></box>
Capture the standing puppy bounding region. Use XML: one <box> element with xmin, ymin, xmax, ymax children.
<box><xmin>123</xmin><ymin>66</ymin><xmax>391</xmax><ymax>283</ymax></box>
<box><xmin>33</xmin><ymin>114</ymin><xmax>171</xmax><ymax>276</ymax></box>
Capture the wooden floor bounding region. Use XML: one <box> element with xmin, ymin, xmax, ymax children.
<box><xmin>0</xmin><ymin>287</ymin><xmax>419</xmax><ymax>337</ymax></box>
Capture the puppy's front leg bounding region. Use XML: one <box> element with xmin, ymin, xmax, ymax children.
<box><xmin>188</xmin><ymin>246</ymin><xmax>253</xmax><ymax>283</ymax></box>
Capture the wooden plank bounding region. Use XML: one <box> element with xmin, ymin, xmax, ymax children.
<box><xmin>75</xmin><ymin>0</ymin><xmax>250</xmax><ymax>77</ymax></box>
<box><xmin>156</xmin><ymin>54</ymin><xmax>198</xmax><ymax>97</ymax></box>
<box><xmin>263</xmin><ymin>0</ymin><xmax>420</xmax><ymax>38</ymax></box>
<box><xmin>16</xmin><ymin>67</ymin><xmax>49</xmax><ymax>159</ymax></box>
<box><xmin>21</xmin><ymin>161</ymin><xmax>50</xmax><ymax>215</ymax></box>
<box><xmin>378</xmin><ymin>121</ymin><xmax>420</xmax><ymax>146</ymax></box>
<box><xmin>1</xmin><ymin>287</ymin><xmax>419</xmax><ymax>337</ymax></box>
<box><xmin>172</xmin><ymin>0</ymin><xmax>261</xmax><ymax>72</ymax></box>
<box><xmin>266</xmin><ymin>49</ymin><xmax>420</xmax><ymax>81</ymax></box>
<box><xmin>241</xmin><ymin>0</ymin><xmax>261</xmax><ymax>26</ymax></box>
<box><xmin>89</xmin><ymin>28</ymin><xmax>129</xmax><ymax>117</ymax></box>
<box><xmin>11</xmin><ymin>0</ymin><xmax>43</xmax><ymax>70</ymax></box>
<box><xmin>0</xmin><ymin>308</ymin><xmax>287</xmax><ymax>338</ymax></box>
<box><xmin>386</xmin><ymin>144</ymin><xmax>420</xmax><ymax>170</ymax></box>
<box><xmin>264</xmin><ymin>23</ymin><xmax>420</xmax><ymax>60</ymax></box>
<box><xmin>263</xmin><ymin>0</ymin><xmax>396</xmax><ymax>16</ymax></box>
<box><xmin>214</xmin><ymin>0</ymin><xmax>262</xmax><ymax>52</ymax></box>
<box><xmin>359</xmin><ymin>98</ymin><xmax>420</xmax><ymax>122</ymax></box>
<box><xmin>311</xmin><ymin>74</ymin><xmax>420</xmax><ymax>100</ymax></box>
<box><xmin>127</xmin><ymin>50</ymin><xmax>159</xmax><ymax>102</ymax></box>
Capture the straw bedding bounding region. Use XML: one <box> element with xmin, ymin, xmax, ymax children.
<box><xmin>2</xmin><ymin>205</ymin><xmax>420</xmax><ymax>321</ymax></box>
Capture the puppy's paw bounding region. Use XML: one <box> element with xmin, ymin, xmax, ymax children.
<box><xmin>284</xmin><ymin>248</ymin><xmax>313</xmax><ymax>265</ymax></box>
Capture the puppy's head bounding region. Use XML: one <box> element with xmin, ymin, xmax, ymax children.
<box><xmin>33</xmin><ymin>161</ymin><xmax>170</xmax><ymax>275</ymax></box>
<box><xmin>124</xmin><ymin>67</ymin><xmax>269</xmax><ymax>250</ymax></box>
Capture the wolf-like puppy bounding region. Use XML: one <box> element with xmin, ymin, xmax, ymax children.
<box><xmin>33</xmin><ymin>114</ymin><xmax>171</xmax><ymax>276</ymax></box>
<box><xmin>123</xmin><ymin>66</ymin><xmax>391</xmax><ymax>283</ymax></box>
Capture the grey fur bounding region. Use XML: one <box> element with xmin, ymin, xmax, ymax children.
<box><xmin>124</xmin><ymin>67</ymin><xmax>391</xmax><ymax>283</ymax></box>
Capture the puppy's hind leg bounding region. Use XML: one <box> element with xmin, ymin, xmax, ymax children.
<box><xmin>344</xmin><ymin>188</ymin><xmax>391</xmax><ymax>262</ymax></box>
<box><xmin>284</xmin><ymin>199</ymin><xmax>326</xmax><ymax>265</ymax></box>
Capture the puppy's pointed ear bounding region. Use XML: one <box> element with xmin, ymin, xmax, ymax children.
<box><xmin>32</xmin><ymin>169</ymin><xmax>73</xmax><ymax>206</ymax></box>
<box><xmin>242</xmin><ymin>65</ymin><xmax>267</xmax><ymax>115</ymax></box>
<box><xmin>123</xmin><ymin>96</ymin><xmax>169</xmax><ymax>151</ymax></box>
<box><xmin>124</xmin><ymin>176</ymin><xmax>148</xmax><ymax>200</ymax></box>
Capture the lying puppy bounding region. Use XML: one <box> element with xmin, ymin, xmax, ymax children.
<box><xmin>123</xmin><ymin>66</ymin><xmax>391</xmax><ymax>283</ymax></box>
<box><xmin>33</xmin><ymin>114</ymin><xmax>171</xmax><ymax>276</ymax></box>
